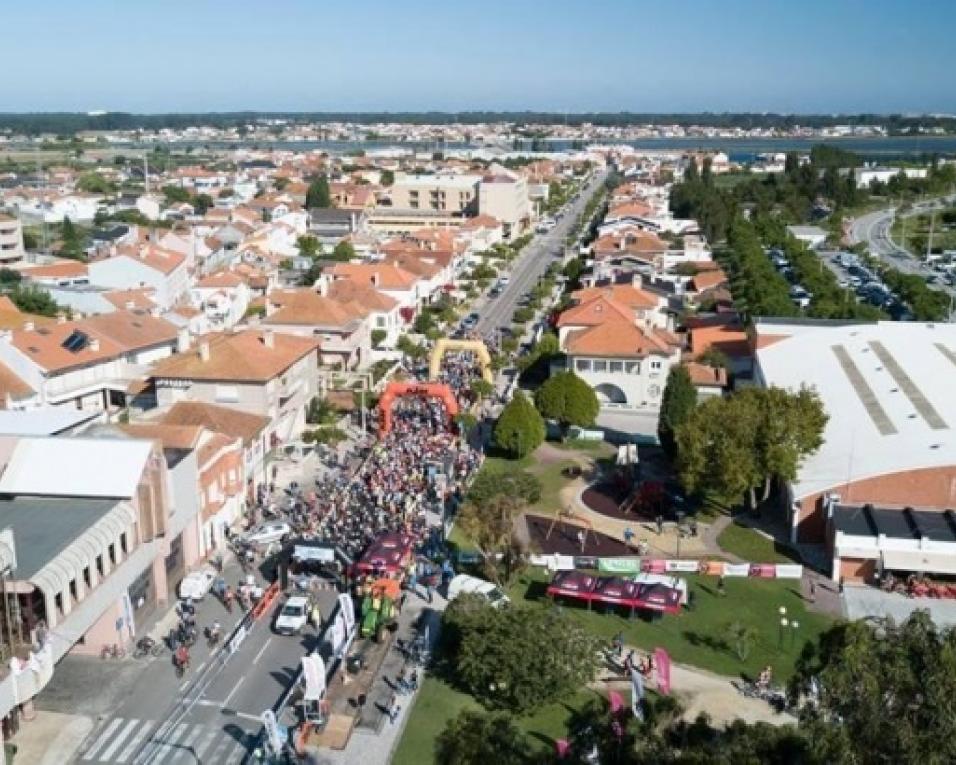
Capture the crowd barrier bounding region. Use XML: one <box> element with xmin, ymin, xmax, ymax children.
<box><xmin>529</xmin><ymin>553</ymin><xmax>802</xmax><ymax>580</ymax></box>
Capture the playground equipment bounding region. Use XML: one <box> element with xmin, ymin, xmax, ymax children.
<box><xmin>377</xmin><ymin>381</ymin><xmax>459</xmax><ymax>436</ymax></box>
<box><xmin>545</xmin><ymin>506</ymin><xmax>597</xmax><ymax>551</ymax></box>
<box><xmin>358</xmin><ymin>578</ymin><xmax>400</xmax><ymax>642</ymax></box>
<box><xmin>428</xmin><ymin>338</ymin><xmax>493</xmax><ymax>384</ymax></box>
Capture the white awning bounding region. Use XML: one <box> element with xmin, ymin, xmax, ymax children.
<box><xmin>882</xmin><ymin>549</ymin><xmax>956</xmax><ymax>575</ymax></box>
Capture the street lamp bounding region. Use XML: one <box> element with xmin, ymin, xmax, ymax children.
<box><xmin>779</xmin><ymin>617</ymin><xmax>788</xmax><ymax>649</ymax></box>
<box><xmin>790</xmin><ymin>620</ymin><xmax>799</xmax><ymax>650</ymax></box>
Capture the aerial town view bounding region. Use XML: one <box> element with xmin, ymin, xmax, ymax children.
<box><xmin>1</xmin><ymin>1</ymin><xmax>956</xmax><ymax>763</ymax></box>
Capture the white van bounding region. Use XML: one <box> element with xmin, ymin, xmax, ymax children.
<box><xmin>447</xmin><ymin>574</ymin><xmax>510</xmax><ymax>608</ymax></box>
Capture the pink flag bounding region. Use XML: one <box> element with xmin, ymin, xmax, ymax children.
<box><xmin>654</xmin><ymin>647</ymin><xmax>671</xmax><ymax>695</ymax></box>
<box><xmin>556</xmin><ymin>739</ymin><xmax>571</xmax><ymax>758</ymax></box>
<box><xmin>608</xmin><ymin>690</ymin><xmax>624</xmax><ymax>713</ymax></box>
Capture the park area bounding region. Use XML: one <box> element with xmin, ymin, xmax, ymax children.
<box><xmin>395</xmin><ymin>442</ymin><xmax>836</xmax><ymax>763</ymax></box>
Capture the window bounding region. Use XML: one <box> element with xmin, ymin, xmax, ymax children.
<box><xmin>609</xmin><ymin>361</ymin><xmax>623</xmax><ymax>374</ymax></box>
<box><xmin>215</xmin><ymin>385</ymin><xmax>240</xmax><ymax>403</ymax></box>
<box><xmin>648</xmin><ymin>384</ymin><xmax>662</xmax><ymax>398</ymax></box>
<box><xmin>96</xmin><ymin>555</ymin><xmax>105</xmax><ymax>578</ymax></box>
<box><xmin>108</xmin><ymin>543</ymin><xmax>116</xmax><ymax>565</ymax></box>
<box><xmin>575</xmin><ymin>358</ymin><xmax>591</xmax><ymax>373</ymax></box>
<box><xmin>592</xmin><ymin>360</ymin><xmax>607</xmax><ymax>373</ymax></box>
<box><xmin>69</xmin><ymin>579</ymin><xmax>78</xmax><ymax>604</ymax></box>
<box><xmin>625</xmin><ymin>361</ymin><xmax>641</xmax><ymax>375</ymax></box>
<box><xmin>376</xmin><ymin>316</ymin><xmax>386</xmax><ymax>328</ymax></box>
<box><xmin>83</xmin><ymin>566</ymin><xmax>92</xmax><ymax>590</ymax></box>
<box><xmin>650</xmin><ymin>360</ymin><xmax>662</xmax><ymax>370</ymax></box>
<box><xmin>120</xmin><ymin>532</ymin><xmax>128</xmax><ymax>556</ymax></box>
<box><xmin>54</xmin><ymin>592</ymin><xmax>64</xmax><ymax>616</ymax></box>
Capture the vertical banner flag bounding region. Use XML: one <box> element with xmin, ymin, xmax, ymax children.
<box><xmin>609</xmin><ymin>690</ymin><xmax>624</xmax><ymax>713</ymax></box>
<box><xmin>302</xmin><ymin>653</ymin><xmax>327</xmax><ymax>700</ymax></box>
<box><xmin>338</xmin><ymin>592</ymin><xmax>355</xmax><ymax>633</ymax></box>
<box><xmin>630</xmin><ymin>667</ymin><xmax>645</xmax><ymax>720</ymax></box>
<box><xmin>654</xmin><ymin>647</ymin><xmax>671</xmax><ymax>695</ymax></box>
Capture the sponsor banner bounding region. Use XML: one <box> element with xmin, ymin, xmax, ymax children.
<box><xmin>293</xmin><ymin>545</ymin><xmax>335</xmax><ymax>563</ymax></box>
<box><xmin>261</xmin><ymin>710</ymin><xmax>283</xmax><ymax>754</ymax></box>
<box><xmin>302</xmin><ymin>653</ymin><xmax>327</xmax><ymax>701</ymax></box>
<box><xmin>749</xmin><ymin>563</ymin><xmax>776</xmax><ymax>578</ymax></box>
<box><xmin>598</xmin><ymin>557</ymin><xmax>642</xmax><ymax>574</ymax></box>
<box><xmin>574</xmin><ymin>556</ymin><xmax>599</xmax><ymax>571</ymax></box>
<box><xmin>723</xmin><ymin>563</ymin><xmax>751</xmax><ymax>577</ymax></box>
<box><xmin>630</xmin><ymin>667</ymin><xmax>645</xmax><ymax>720</ymax></box>
<box><xmin>552</xmin><ymin>554</ymin><xmax>576</xmax><ymax>571</ymax></box>
<box><xmin>654</xmin><ymin>648</ymin><xmax>671</xmax><ymax>695</ymax></box>
<box><xmin>330</xmin><ymin>612</ymin><xmax>347</xmax><ymax>656</ymax></box>
<box><xmin>529</xmin><ymin>554</ymin><xmax>550</xmax><ymax>567</ymax></box>
<box><xmin>698</xmin><ymin>560</ymin><xmax>725</xmax><ymax>576</ymax></box>
<box><xmin>775</xmin><ymin>564</ymin><xmax>804</xmax><ymax>579</ymax></box>
<box><xmin>641</xmin><ymin>559</ymin><xmax>667</xmax><ymax>574</ymax></box>
<box><xmin>664</xmin><ymin>560</ymin><xmax>700</xmax><ymax>573</ymax></box>
<box><xmin>338</xmin><ymin>593</ymin><xmax>355</xmax><ymax>633</ymax></box>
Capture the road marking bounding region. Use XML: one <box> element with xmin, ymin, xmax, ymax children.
<box><xmin>192</xmin><ymin>728</ymin><xmax>218</xmax><ymax>760</ymax></box>
<box><xmin>196</xmin><ymin>661</ymin><xmax>206</xmax><ymax>672</ymax></box>
<box><xmin>206</xmin><ymin>734</ymin><xmax>236</xmax><ymax>763</ymax></box>
<box><xmin>168</xmin><ymin>725</ymin><xmax>204</xmax><ymax>765</ymax></box>
<box><xmin>82</xmin><ymin>718</ymin><xmax>125</xmax><ymax>760</ymax></box>
<box><xmin>223</xmin><ymin>676</ymin><xmax>244</xmax><ymax>706</ymax></box>
<box><xmin>99</xmin><ymin>719</ymin><xmax>140</xmax><ymax>762</ymax></box>
<box><xmin>252</xmin><ymin>637</ymin><xmax>272</xmax><ymax>664</ymax></box>
<box><xmin>178</xmin><ymin>679</ymin><xmax>190</xmax><ymax>691</ymax></box>
<box><xmin>115</xmin><ymin>720</ymin><xmax>153</xmax><ymax>763</ymax></box>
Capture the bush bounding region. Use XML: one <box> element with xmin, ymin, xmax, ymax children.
<box><xmin>371</xmin><ymin>329</ymin><xmax>387</xmax><ymax>348</ymax></box>
<box><xmin>492</xmin><ymin>391</ymin><xmax>545</xmax><ymax>458</ymax></box>
<box><xmin>534</xmin><ymin>371</ymin><xmax>599</xmax><ymax>429</ymax></box>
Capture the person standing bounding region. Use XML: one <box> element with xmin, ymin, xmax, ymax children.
<box><xmin>656</xmin><ymin>515</ymin><xmax>663</xmax><ymax>536</ymax></box>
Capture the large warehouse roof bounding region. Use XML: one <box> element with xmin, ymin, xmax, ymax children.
<box><xmin>755</xmin><ymin>320</ymin><xmax>956</xmax><ymax>500</ymax></box>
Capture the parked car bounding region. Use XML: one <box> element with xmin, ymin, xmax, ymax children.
<box><xmin>461</xmin><ymin>313</ymin><xmax>480</xmax><ymax>330</ymax></box>
<box><xmin>447</xmin><ymin>574</ymin><xmax>510</xmax><ymax>608</ymax></box>
<box><xmin>245</xmin><ymin>521</ymin><xmax>292</xmax><ymax>546</ymax></box>
<box><xmin>179</xmin><ymin>568</ymin><xmax>217</xmax><ymax>601</ymax></box>
<box><xmin>274</xmin><ymin>595</ymin><xmax>311</xmax><ymax>635</ymax></box>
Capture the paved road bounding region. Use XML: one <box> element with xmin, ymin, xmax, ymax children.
<box><xmin>474</xmin><ymin>170</ymin><xmax>608</xmax><ymax>336</ymax></box>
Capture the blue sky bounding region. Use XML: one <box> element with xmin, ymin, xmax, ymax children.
<box><xmin>2</xmin><ymin>0</ymin><xmax>954</xmax><ymax>113</ymax></box>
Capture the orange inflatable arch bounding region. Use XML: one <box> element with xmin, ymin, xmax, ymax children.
<box><xmin>378</xmin><ymin>381</ymin><xmax>459</xmax><ymax>435</ymax></box>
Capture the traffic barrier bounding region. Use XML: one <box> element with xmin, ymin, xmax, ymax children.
<box><xmin>253</xmin><ymin>582</ymin><xmax>280</xmax><ymax>620</ymax></box>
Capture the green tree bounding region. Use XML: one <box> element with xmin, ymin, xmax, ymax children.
<box><xmin>76</xmin><ymin>172</ymin><xmax>114</xmax><ymax>194</ymax></box>
<box><xmin>380</xmin><ymin>169</ymin><xmax>395</xmax><ymax>187</ymax></box>
<box><xmin>469</xmin><ymin>378</ymin><xmax>494</xmax><ymax>401</ymax></box>
<box><xmin>449</xmin><ymin>601</ymin><xmax>603</xmax><ymax>713</ymax></box>
<box><xmin>305</xmin><ymin>174</ymin><xmax>332</xmax><ymax>208</ymax></box>
<box><xmin>161</xmin><ymin>185</ymin><xmax>192</xmax><ymax>204</ymax></box>
<box><xmin>658</xmin><ymin>365</ymin><xmax>698</xmax><ymax>458</ymax></box>
<box><xmin>793</xmin><ymin>611</ymin><xmax>956</xmax><ymax>765</ymax></box>
<box><xmin>466</xmin><ymin>466</ymin><xmax>541</xmax><ymax>507</ymax></box>
<box><xmin>492</xmin><ymin>391</ymin><xmax>545</xmax><ymax>458</ymax></box>
<box><xmin>331</xmin><ymin>241</ymin><xmax>355</xmax><ymax>262</ymax></box>
<box><xmin>457</xmin><ymin>493</ymin><xmax>526</xmax><ymax>584</ymax></box>
<box><xmin>59</xmin><ymin>216</ymin><xmax>85</xmax><ymax>260</ymax></box>
<box><xmin>370</xmin><ymin>329</ymin><xmax>386</xmax><ymax>348</ymax></box>
<box><xmin>192</xmin><ymin>193</ymin><xmax>214</xmax><ymax>214</ymax></box>
<box><xmin>435</xmin><ymin>710</ymin><xmax>531</xmax><ymax>765</ymax></box>
<box><xmin>534</xmin><ymin>370</ymin><xmax>599</xmax><ymax>429</ymax></box>
<box><xmin>296</xmin><ymin>235</ymin><xmax>321</xmax><ymax>259</ymax></box>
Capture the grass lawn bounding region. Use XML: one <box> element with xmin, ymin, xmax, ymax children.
<box><xmin>393</xmin><ymin>674</ymin><xmax>599</xmax><ymax>765</ymax></box>
<box><xmin>508</xmin><ymin>568</ymin><xmax>832</xmax><ymax>683</ymax></box>
<box><xmin>716</xmin><ymin>521</ymin><xmax>801</xmax><ymax>565</ymax></box>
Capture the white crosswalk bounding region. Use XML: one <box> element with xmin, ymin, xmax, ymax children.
<box><xmin>79</xmin><ymin>718</ymin><xmax>253</xmax><ymax>764</ymax></box>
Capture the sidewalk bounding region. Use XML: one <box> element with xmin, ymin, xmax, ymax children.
<box><xmin>8</xmin><ymin>709</ymin><xmax>93</xmax><ymax>765</ymax></box>
<box><xmin>312</xmin><ymin>588</ymin><xmax>447</xmax><ymax>765</ymax></box>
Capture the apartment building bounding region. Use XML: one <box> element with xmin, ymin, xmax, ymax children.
<box><xmin>0</xmin><ymin>214</ymin><xmax>25</xmax><ymax>264</ymax></box>
<box><xmin>390</xmin><ymin>173</ymin><xmax>480</xmax><ymax>214</ymax></box>
<box><xmin>151</xmin><ymin>330</ymin><xmax>320</xmax><ymax>444</ymax></box>
<box><xmin>477</xmin><ymin>166</ymin><xmax>532</xmax><ymax>238</ymax></box>
<box><xmin>88</xmin><ymin>245</ymin><xmax>189</xmax><ymax>309</ymax></box>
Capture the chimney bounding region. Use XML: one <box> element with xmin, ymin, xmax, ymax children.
<box><xmin>316</xmin><ymin>276</ymin><xmax>329</xmax><ymax>297</ymax></box>
<box><xmin>198</xmin><ymin>341</ymin><xmax>210</xmax><ymax>362</ymax></box>
<box><xmin>631</xmin><ymin>273</ymin><xmax>643</xmax><ymax>289</ymax></box>
<box><xmin>56</xmin><ymin>313</ymin><xmax>67</xmax><ymax>325</ymax></box>
<box><xmin>22</xmin><ymin>321</ymin><xmax>34</xmax><ymax>332</ymax></box>
<box><xmin>89</xmin><ymin>338</ymin><xmax>100</xmax><ymax>352</ymax></box>
<box><xmin>265</xmin><ymin>300</ymin><xmax>276</xmax><ymax>317</ymax></box>
<box><xmin>371</xmin><ymin>272</ymin><xmax>380</xmax><ymax>287</ymax></box>
<box><xmin>176</xmin><ymin>327</ymin><xmax>190</xmax><ymax>353</ymax></box>
<box><xmin>125</xmin><ymin>300</ymin><xmax>136</xmax><ymax>310</ymax></box>
<box><xmin>263</xmin><ymin>330</ymin><xmax>275</xmax><ymax>349</ymax></box>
